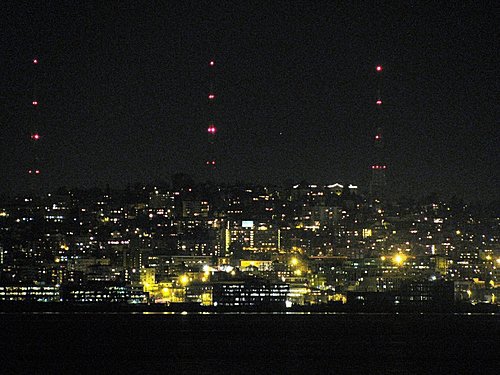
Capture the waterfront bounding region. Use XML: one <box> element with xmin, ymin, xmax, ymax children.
<box><xmin>1</xmin><ymin>313</ymin><xmax>498</xmax><ymax>374</ymax></box>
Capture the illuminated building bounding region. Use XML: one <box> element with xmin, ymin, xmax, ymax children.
<box><xmin>0</xmin><ymin>285</ymin><xmax>60</xmax><ymax>302</ymax></box>
<box><xmin>185</xmin><ymin>283</ymin><xmax>213</xmax><ymax>306</ymax></box>
<box><xmin>182</xmin><ymin>199</ymin><xmax>210</xmax><ymax>218</ymax></box>
<box><xmin>148</xmin><ymin>190</ymin><xmax>175</xmax><ymax>219</ymax></box>
<box><xmin>61</xmin><ymin>283</ymin><xmax>132</xmax><ymax>303</ymax></box>
<box><xmin>212</xmin><ymin>278</ymin><xmax>289</xmax><ymax>307</ymax></box>
<box><xmin>347</xmin><ymin>279</ymin><xmax>455</xmax><ymax>308</ymax></box>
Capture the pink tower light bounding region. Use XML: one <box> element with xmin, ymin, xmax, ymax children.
<box><xmin>376</xmin><ymin>65</ymin><xmax>382</xmax><ymax>72</ymax></box>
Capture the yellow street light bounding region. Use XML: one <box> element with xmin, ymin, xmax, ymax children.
<box><xmin>290</xmin><ymin>257</ymin><xmax>299</xmax><ymax>266</ymax></box>
<box><xmin>393</xmin><ymin>254</ymin><xmax>406</xmax><ymax>266</ymax></box>
<box><xmin>179</xmin><ymin>275</ymin><xmax>189</xmax><ymax>286</ymax></box>
<box><xmin>380</xmin><ymin>256</ymin><xmax>386</xmax><ymax>261</ymax></box>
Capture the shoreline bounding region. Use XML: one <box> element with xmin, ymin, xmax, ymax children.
<box><xmin>1</xmin><ymin>301</ymin><xmax>498</xmax><ymax>314</ymax></box>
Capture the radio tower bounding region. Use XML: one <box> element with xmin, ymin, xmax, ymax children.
<box><xmin>28</xmin><ymin>56</ymin><xmax>42</xmax><ymax>183</ymax></box>
<box><xmin>370</xmin><ymin>64</ymin><xmax>387</xmax><ymax>200</ymax></box>
<box><xmin>206</xmin><ymin>59</ymin><xmax>217</xmax><ymax>172</ymax></box>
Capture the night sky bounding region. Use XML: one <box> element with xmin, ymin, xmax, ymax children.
<box><xmin>1</xmin><ymin>2</ymin><xmax>498</xmax><ymax>201</ymax></box>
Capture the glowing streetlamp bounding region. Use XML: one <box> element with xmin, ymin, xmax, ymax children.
<box><xmin>179</xmin><ymin>275</ymin><xmax>189</xmax><ymax>286</ymax></box>
<box><xmin>393</xmin><ymin>254</ymin><xmax>406</xmax><ymax>266</ymax></box>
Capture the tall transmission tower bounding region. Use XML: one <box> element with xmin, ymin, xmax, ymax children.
<box><xmin>206</xmin><ymin>59</ymin><xmax>217</xmax><ymax>172</ymax></box>
<box><xmin>28</xmin><ymin>56</ymin><xmax>42</xmax><ymax>180</ymax></box>
<box><xmin>370</xmin><ymin>65</ymin><xmax>387</xmax><ymax>200</ymax></box>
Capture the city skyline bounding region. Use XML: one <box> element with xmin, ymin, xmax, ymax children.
<box><xmin>1</xmin><ymin>2</ymin><xmax>498</xmax><ymax>201</ymax></box>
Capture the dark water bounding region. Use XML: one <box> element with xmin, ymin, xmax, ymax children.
<box><xmin>1</xmin><ymin>312</ymin><xmax>498</xmax><ymax>374</ymax></box>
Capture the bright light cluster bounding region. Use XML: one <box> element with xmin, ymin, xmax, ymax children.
<box><xmin>393</xmin><ymin>254</ymin><xmax>407</xmax><ymax>266</ymax></box>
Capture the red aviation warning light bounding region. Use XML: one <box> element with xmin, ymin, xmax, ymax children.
<box><xmin>375</xmin><ymin>134</ymin><xmax>381</xmax><ymax>140</ymax></box>
<box><xmin>207</xmin><ymin>125</ymin><xmax>217</xmax><ymax>134</ymax></box>
<box><xmin>35</xmin><ymin>169</ymin><xmax>40</xmax><ymax>174</ymax></box>
<box><xmin>208</xmin><ymin>94</ymin><xmax>215</xmax><ymax>100</ymax></box>
<box><xmin>32</xmin><ymin>101</ymin><xmax>38</xmax><ymax>106</ymax></box>
<box><xmin>31</xmin><ymin>133</ymin><xmax>40</xmax><ymax>140</ymax></box>
<box><xmin>376</xmin><ymin>65</ymin><xmax>383</xmax><ymax>72</ymax></box>
<box><xmin>376</xmin><ymin>99</ymin><xmax>382</xmax><ymax>105</ymax></box>
<box><xmin>33</xmin><ymin>58</ymin><xmax>39</xmax><ymax>65</ymax></box>
<box><xmin>209</xmin><ymin>60</ymin><xmax>215</xmax><ymax>66</ymax></box>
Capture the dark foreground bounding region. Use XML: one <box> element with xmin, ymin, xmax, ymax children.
<box><xmin>1</xmin><ymin>312</ymin><xmax>498</xmax><ymax>374</ymax></box>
